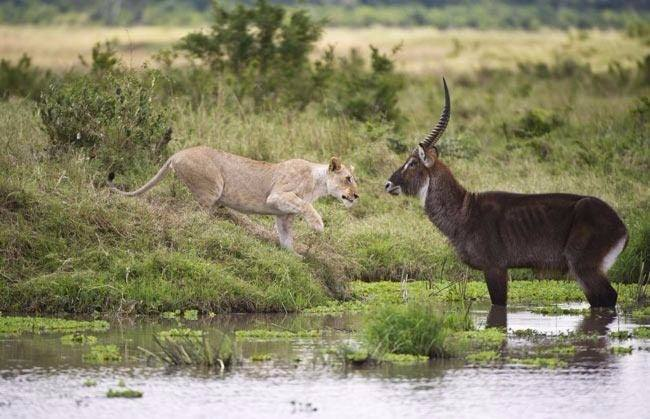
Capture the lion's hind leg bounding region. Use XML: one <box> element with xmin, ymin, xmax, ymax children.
<box><xmin>171</xmin><ymin>156</ymin><xmax>224</xmax><ymax>208</ymax></box>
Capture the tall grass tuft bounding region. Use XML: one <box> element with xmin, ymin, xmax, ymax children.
<box><xmin>363</xmin><ymin>301</ymin><xmax>472</xmax><ymax>358</ymax></box>
<box><xmin>144</xmin><ymin>328</ymin><xmax>234</xmax><ymax>370</ymax></box>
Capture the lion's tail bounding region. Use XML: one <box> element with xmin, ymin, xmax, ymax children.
<box><xmin>108</xmin><ymin>158</ymin><xmax>172</xmax><ymax>197</ymax></box>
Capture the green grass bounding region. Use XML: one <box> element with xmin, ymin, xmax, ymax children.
<box><xmin>363</xmin><ymin>301</ymin><xmax>473</xmax><ymax>358</ymax></box>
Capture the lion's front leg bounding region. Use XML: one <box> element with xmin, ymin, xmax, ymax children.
<box><xmin>266</xmin><ymin>192</ymin><xmax>324</xmax><ymax>232</ymax></box>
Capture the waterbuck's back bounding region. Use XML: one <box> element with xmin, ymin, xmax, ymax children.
<box><xmin>471</xmin><ymin>191</ymin><xmax>624</xmax><ymax>270</ymax></box>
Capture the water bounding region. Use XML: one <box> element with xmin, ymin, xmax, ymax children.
<box><xmin>1</xmin><ymin>305</ymin><xmax>648</xmax><ymax>419</ymax></box>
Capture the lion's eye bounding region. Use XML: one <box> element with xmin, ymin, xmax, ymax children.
<box><xmin>346</xmin><ymin>176</ymin><xmax>352</xmax><ymax>184</ymax></box>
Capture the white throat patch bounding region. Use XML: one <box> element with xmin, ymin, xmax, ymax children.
<box><xmin>417</xmin><ymin>177</ymin><xmax>430</xmax><ymax>207</ymax></box>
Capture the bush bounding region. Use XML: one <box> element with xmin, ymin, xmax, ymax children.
<box><xmin>323</xmin><ymin>46</ymin><xmax>404</xmax><ymax>122</ymax></box>
<box><xmin>510</xmin><ymin>108</ymin><xmax>563</xmax><ymax>138</ymax></box>
<box><xmin>363</xmin><ymin>302</ymin><xmax>472</xmax><ymax>358</ymax></box>
<box><xmin>38</xmin><ymin>71</ymin><xmax>171</xmax><ymax>171</ymax></box>
<box><xmin>176</xmin><ymin>0</ymin><xmax>324</xmax><ymax>109</ymax></box>
<box><xmin>0</xmin><ymin>54</ymin><xmax>50</xmax><ymax>100</ymax></box>
<box><xmin>174</xmin><ymin>1</ymin><xmax>403</xmax><ymax>121</ymax></box>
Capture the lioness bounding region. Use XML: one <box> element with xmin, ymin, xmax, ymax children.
<box><xmin>108</xmin><ymin>146</ymin><xmax>359</xmax><ymax>251</ymax></box>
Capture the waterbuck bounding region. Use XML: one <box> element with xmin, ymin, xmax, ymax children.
<box><xmin>385</xmin><ymin>79</ymin><xmax>627</xmax><ymax>307</ymax></box>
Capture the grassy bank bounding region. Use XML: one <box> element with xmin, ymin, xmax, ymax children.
<box><xmin>1</xmin><ymin>24</ymin><xmax>648</xmax><ymax>315</ymax></box>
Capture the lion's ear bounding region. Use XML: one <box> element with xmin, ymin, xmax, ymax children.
<box><xmin>329</xmin><ymin>157</ymin><xmax>342</xmax><ymax>172</ymax></box>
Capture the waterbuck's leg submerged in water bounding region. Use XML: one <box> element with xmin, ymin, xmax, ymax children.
<box><xmin>385</xmin><ymin>78</ymin><xmax>627</xmax><ymax>308</ymax></box>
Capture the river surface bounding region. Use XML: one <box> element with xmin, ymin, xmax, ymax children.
<box><xmin>1</xmin><ymin>304</ymin><xmax>648</xmax><ymax>419</ymax></box>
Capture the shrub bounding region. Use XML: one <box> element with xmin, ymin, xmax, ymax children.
<box><xmin>363</xmin><ymin>301</ymin><xmax>472</xmax><ymax>358</ymax></box>
<box><xmin>0</xmin><ymin>54</ymin><xmax>50</xmax><ymax>100</ymax></box>
<box><xmin>174</xmin><ymin>1</ymin><xmax>403</xmax><ymax>120</ymax></box>
<box><xmin>510</xmin><ymin>108</ymin><xmax>563</xmax><ymax>138</ymax></box>
<box><xmin>176</xmin><ymin>0</ymin><xmax>323</xmax><ymax>109</ymax></box>
<box><xmin>323</xmin><ymin>46</ymin><xmax>404</xmax><ymax>122</ymax></box>
<box><xmin>38</xmin><ymin>71</ymin><xmax>171</xmax><ymax>171</ymax></box>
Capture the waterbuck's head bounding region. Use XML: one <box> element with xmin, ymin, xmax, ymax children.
<box><xmin>327</xmin><ymin>157</ymin><xmax>359</xmax><ymax>208</ymax></box>
<box><xmin>385</xmin><ymin>78</ymin><xmax>450</xmax><ymax>200</ymax></box>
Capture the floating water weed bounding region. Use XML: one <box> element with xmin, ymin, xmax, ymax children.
<box><xmin>251</xmin><ymin>354</ymin><xmax>272</xmax><ymax>362</ymax></box>
<box><xmin>183</xmin><ymin>310</ymin><xmax>198</xmax><ymax>320</ymax></box>
<box><xmin>611</xmin><ymin>346</ymin><xmax>633</xmax><ymax>355</ymax></box>
<box><xmin>106</xmin><ymin>389</ymin><xmax>143</xmax><ymax>398</ymax></box>
<box><xmin>633</xmin><ymin>327</ymin><xmax>650</xmax><ymax>338</ymax></box>
<box><xmin>61</xmin><ymin>333</ymin><xmax>97</xmax><ymax>345</ymax></box>
<box><xmin>83</xmin><ymin>345</ymin><xmax>121</xmax><ymax>363</ymax></box>
<box><xmin>235</xmin><ymin>329</ymin><xmax>321</xmax><ymax>340</ymax></box>
<box><xmin>609</xmin><ymin>330</ymin><xmax>632</xmax><ymax>340</ymax></box>
<box><xmin>531</xmin><ymin>306</ymin><xmax>590</xmax><ymax>316</ymax></box>
<box><xmin>466</xmin><ymin>350</ymin><xmax>500</xmax><ymax>364</ymax></box>
<box><xmin>510</xmin><ymin>357</ymin><xmax>567</xmax><ymax>368</ymax></box>
<box><xmin>0</xmin><ymin>316</ymin><xmax>108</xmax><ymax>335</ymax></box>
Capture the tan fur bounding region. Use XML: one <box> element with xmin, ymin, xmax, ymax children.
<box><xmin>109</xmin><ymin>146</ymin><xmax>359</xmax><ymax>251</ymax></box>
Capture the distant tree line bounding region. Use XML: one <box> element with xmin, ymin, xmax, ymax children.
<box><xmin>0</xmin><ymin>0</ymin><xmax>648</xmax><ymax>28</ymax></box>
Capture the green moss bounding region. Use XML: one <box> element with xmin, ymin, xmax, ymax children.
<box><xmin>251</xmin><ymin>354</ymin><xmax>272</xmax><ymax>362</ymax></box>
<box><xmin>83</xmin><ymin>344</ymin><xmax>121</xmax><ymax>363</ymax></box>
<box><xmin>633</xmin><ymin>326</ymin><xmax>650</xmax><ymax>338</ymax></box>
<box><xmin>610</xmin><ymin>345</ymin><xmax>633</xmax><ymax>355</ymax></box>
<box><xmin>0</xmin><ymin>315</ymin><xmax>109</xmax><ymax>335</ymax></box>
<box><xmin>106</xmin><ymin>389</ymin><xmax>143</xmax><ymax>398</ymax></box>
<box><xmin>235</xmin><ymin>329</ymin><xmax>320</xmax><ymax>340</ymax></box>
<box><xmin>61</xmin><ymin>333</ymin><xmax>97</xmax><ymax>345</ymax></box>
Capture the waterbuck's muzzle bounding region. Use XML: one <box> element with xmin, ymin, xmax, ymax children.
<box><xmin>385</xmin><ymin>180</ymin><xmax>401</xmax><ymax>196</ymax></box>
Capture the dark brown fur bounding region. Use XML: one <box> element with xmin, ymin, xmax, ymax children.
<box><xmin>386</xmin><ymin>147</ymin><xmax>627</xmax><ymax>307</ymax></box>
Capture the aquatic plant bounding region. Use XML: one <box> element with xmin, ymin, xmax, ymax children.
<box><xmin>445</xmin><ymin>328</ymin><xmax>507</xmax><ymax>355</ymax></box>
<box><xmin>82</xmin><ymin>379</ymin><xmax>97</xmax><ymax>387</ymax></box>
<box><xmin>510</xmin><ymin>357</ymin><xmax>568</xmax><ymax>368</ymax></box>
<box><xmin>531</xmin><ymin>306</ymin><xmax>590</xmax><ymax>316</ymax></box>
<box><xmin>609</xmin><ymin>330</ymin><xmax>632</xmax><ymax>340</ymax></box>
<box><xmin>83</xmin><ymin>344</ymin><xmax>122</xmax><ymax>363</ymax></box>
<box><xmin>632</xmin><ymin>327</ymin><xmax>650</xmax><ymax>338</ymax></box>
<box><xmin>0</xmin><ymin>316</ymin><xmax>109</xmax><ymax>335</ymax></box>
<box><xmin>610</xmin><ymin>346</ymin><xmax>633</xmax><ymax>355</ymax></box>
<box><xmin>251</xmin><ymin>354</ymin><xmax>272</xmax><ymax>362</ymax></box>
<box><xmin>380</xmin><ymin>353</ymin><xmax>429</xmax><ymax>364</ymax></box>
<box><xmin>363</xmin><ymin>301</ymin><xmax>472</xmax><ymax>358</ymax></box>
<box><xmin>106</xmin><ymin>389</ymin><xmax>143</xmax><ymax>398</ymax></box>
<box><xmin>235</xmin><ymin>329</ymin><xmax>321</xmax><ymax>340</ymax></box>
<box><xmin>161</xmin><ymin>310</ymin><xmax>181</xmax><ymax>319</ymax></box>
<box><xmin>61</xmin><ymin>333</ymin><xmax>97</xmax><ymax>345</ymax></box>
<box><xmin>465</xmin><ymin>350</ymin><xmax>500</xmax><ymax>364</ymax></box>
<box><xmin>146</xmin><ymin>330</ymin><xmax>233</xmax><ymax>369</ymax></box>
<box><xmin>512</xmin><ymin>329</ymin><xmax>547</xmax><ymax>339</ymax></box>
<box><xmin>183</xmin><ymin>309</ymin><xmax>198</xmax><ymax>320</ymax></box>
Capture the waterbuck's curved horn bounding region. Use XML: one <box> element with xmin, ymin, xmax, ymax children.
<box><xmin>419</xmin><ymin>77</ymin><xmax>451</xmax><ymax>149</ymax></box>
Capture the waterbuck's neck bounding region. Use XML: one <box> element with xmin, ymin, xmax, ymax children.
<box><xmin>423</xmin><ymin>160</ymin><xmax>470</xmax><ymax>239</ymax></box>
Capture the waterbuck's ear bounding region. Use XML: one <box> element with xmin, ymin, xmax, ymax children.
<box><xmin>417</xmin><ymin>146</ymin><xmax>435</xmax><ymax>168</ymax></box>
<box><xmin>329</xmin><ymin>156</ymin><xmax>342</xmax><ymax>172</ymax></box>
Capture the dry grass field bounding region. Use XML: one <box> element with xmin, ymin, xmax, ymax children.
<box><xmin>1</xmin><ymin>25</ymin><xmax>647</xmax><ymax>73</ymax></box>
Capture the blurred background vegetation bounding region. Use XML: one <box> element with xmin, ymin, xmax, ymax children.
<box><xmin>0</xmin><ymin>1</ymin><xmax>648</xmax><ymax>30</ymax></box>
<box><xmin>0</xmin><ymin>0</ymin><xmax>648</xmax><ymax>314</ymax></box>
